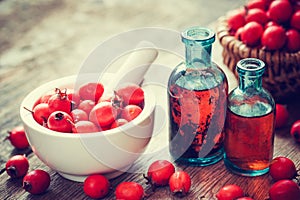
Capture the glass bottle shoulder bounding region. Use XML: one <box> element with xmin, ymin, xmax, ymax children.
<box><xmin>228</xmin><ymin>87</ymin><xmax>275</xmax><ymax>117</ymax></box>
<box><xmin>168</xmin><ymin>61</ymin><xmax>227</xmax><ymax>91</ymax></box>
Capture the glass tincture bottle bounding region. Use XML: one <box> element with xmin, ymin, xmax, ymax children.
<box><xmin>168</xmin><ymin>27</ymin><xmax>228</xmax><ymax>166</ymax></box>
<box><xmin>224</xmin><ymin>58</ymin><xmax>275</xmax><ymax>176</ymax></box>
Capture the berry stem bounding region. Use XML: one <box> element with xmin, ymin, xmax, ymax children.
<box><xmin>112</xmin><ymin>91</ymin><xmax>123</xmax><ymax>108</ymax></box>
<box><xmin>23</xmin><ymin>107</ymin><xmax>34</xmax><ymax>114</ymax></box>
<box><xmin>55</xmin><ymin>88</ymin><xmax>68</xmax><ymax>99</ymax></box>
<box><xmin>0</xmin><ymin>168</ymin><xmax>6</xmax><ymax>175</ymax></box>
<box><xmin>143</xmin><ymin>174</ymin><xmax>157</xmax><ymax>192</ymax></box>
<box><xmin>3</xmin><ymin>132</ymin><xmax>10</xmax><ymax>142</ymax></box>
<box><xmin>66</xmin><ymin>118</ymin><xmax>75</xmax><ymax>127</ymax></box>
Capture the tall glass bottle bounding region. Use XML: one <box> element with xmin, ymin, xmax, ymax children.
<box><xmin>168</xmin><ymin>27</ymin><xmax>228</xmax><ymax>166</ymax></box>
<box><xmin>224</xmin><ymin>58</ymin><xmax>275</xmax><ymax>176</ymax></box>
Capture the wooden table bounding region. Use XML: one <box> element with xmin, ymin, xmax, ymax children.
<box><xmin>1</xmin><ymin>1</ymin><xmax>299</xmax><ymax>199</ymax></box>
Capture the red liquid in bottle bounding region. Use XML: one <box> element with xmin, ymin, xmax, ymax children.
<box><xmin>168</xmin><ymin>74</ymin><xmax>227</xmax><ymax>161</ymax></box>
<box><xmin>224</xmin><ymin>109</ymin><xmax>275</xmax><ymax>171</ymax></box>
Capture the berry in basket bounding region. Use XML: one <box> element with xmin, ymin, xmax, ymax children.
<box><xmin>227</xmin><ymin>0</ymin><xmax>300</xmax><ymax>52</ymax></box>
<box><xmin>217</xmin><ymin>0</ymin><xmax>300</xmax><ymax>102</ymax></box>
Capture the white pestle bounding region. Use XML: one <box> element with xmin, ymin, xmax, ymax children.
<box><xmin>101</xmin><ymin>41</ymin><xmax>158</xmax><ymax>100</ymax></box>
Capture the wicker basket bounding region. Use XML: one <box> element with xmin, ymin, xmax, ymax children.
<box><xmin>216</xmin><ymin>16</ymin><xmax>300</xmax><ymax>103</ymax></box>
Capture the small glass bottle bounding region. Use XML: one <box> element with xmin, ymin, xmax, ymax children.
<box><xmin>224</xmin><ymin>58</ymin><xmax>275</xmax><ymax>176</ymax></box>
<box><xmin>168</xmin><ymin>27</ymin><xmax>228</xmax><ymax>166</ymax></box>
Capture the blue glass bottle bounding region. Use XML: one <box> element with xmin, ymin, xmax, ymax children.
<box><xmin>168</xmin><ymin>27</ymin><xmax>228</xmax><ymax>166</ymax></box>
<box><xmin>224</xmin><ymin>58</ymin><xmax>275</xmax><ymax>176</ymax></box>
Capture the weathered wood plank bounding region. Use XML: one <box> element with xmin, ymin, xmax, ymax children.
<box><xmin>1</xmin><ymin>0</ymin><xmax>299</xmax><ymax>200</ymax></box>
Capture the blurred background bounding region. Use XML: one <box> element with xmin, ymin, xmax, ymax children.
<box><xmin>0</xmin><ymin>0</ymin><xmax>245</xmax><ymax>72</ymax></box>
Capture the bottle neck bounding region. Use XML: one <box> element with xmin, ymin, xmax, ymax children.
<box><xmin>185</xmin><ymin>43</ymin><xmax>212</xmax><ymax>68</ymax></box>
<box><xmin>237</xmin><ymin>58</ymin><xmax>265</xmax><ymax>92</ymax></box>
<box><xmin>238</xmin><ymin>75</ymin><xmax>263</xmax><ymax>91</ymax></box>
<box><xmin>181</xmin><ymin>27</ymin><xmax>215</xmax><ymax>69</ymax></box>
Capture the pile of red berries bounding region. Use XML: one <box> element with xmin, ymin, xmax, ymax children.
<box><xmin>275</xmin><ymin>104</ymin><xmax>300</xmax><ymax>143</ymax></box>
<box><xmin>5</xmin><ymin>155</ymin><xmax>51</xmax><ymax>195</ymax></box>
<box><xmin>83</xmin><ymin>160</ymin><xmax>192</xmax><ymax>199</ymax></box>
<box><xmin>216</xmin><ymin>156</ymin><xmax>300</xmax><ymax>200</ymax></box>
<box><xmin>227</xmin><ymin>0</ymin><xmax>300</xmax><ymax>52</ymax></box>
<box><xmin>5</xmin><ymin>138</ymin><xmax>191</xmax><ymax>199</ymax></box>
<box><xmin>4</xmin><ymin>124</ymin><xmax>299</xmax><ymax>199</ymax></box>
<box><xmin>268</xmin><ymin>156</ymin><xmax>300</xmax><ymax>200</ymax></box>
<box><xmin>5</xmin><ymin>126</ymin><xmax>50</xmax><ymax>195</ymax></box>
<box><xmin>28</xmin><ymin>82</ymin><xmax>145</xmax><ymax>133</ymax></box>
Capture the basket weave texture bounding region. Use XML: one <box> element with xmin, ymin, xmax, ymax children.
<box><xmin>216</xmin><ymin>16</ymin><xmax>300</xmax><ymax>102</ymax></box>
